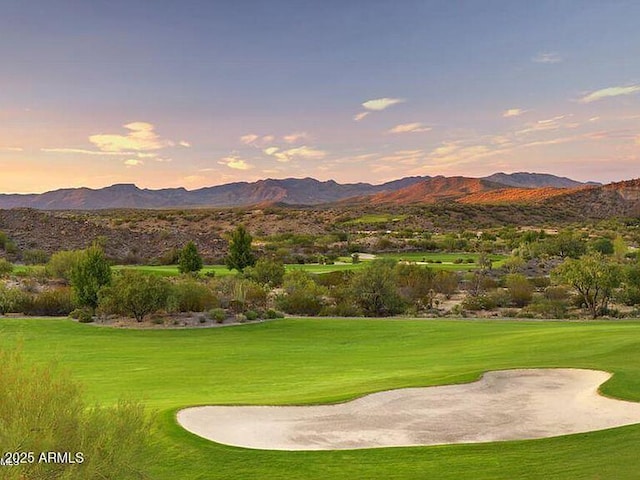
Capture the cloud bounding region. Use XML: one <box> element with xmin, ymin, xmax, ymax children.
<box><xmin>41</xmin><ymin>147</ymin><xmax>125</xmax><ymax>156</ymax></box>
<box><xmin>283</xmin><ymin>132</ymin><xmax>310</xmax><ymax>144</ymax></box>
<box><xmin>179</xmin><ymin>140</ymin><xmax>191</xmax><ymax>148</ymax></box>
<box><xmin>89</xmin><ymin>122</ymin><xmax>174</xmax><ymax>152</ymax></box>
<box><xmin>362</xmin><ymin>97</ymin><xmax>405</xmax><ymax>111</ymax></box>
<box><xmin>124</xmin><ymin>159</ymin><xmax>144</xmax><ymax>167</ymax></box>
<box><xmin>388</xmin><ymin>122</ymin><xmax>431</xmax><ymax>134</ymax></box>
<box><xmin>515</xmin><ymin>114</ymin><xmax>576</xmax><ymax>135</ymax></box>
<box><xmin>218</xmin><ymin>155</ymin><xmax>253</xmax><ymax>170</ymax></box>
<box><xmin>353</xmin><ymin>111</ymin><xmax>370</xmax><ymax>121</ymax></box>
<box><xmin>579</xmin><ymin>85</ymin><xmax>640</xmax><ymax>103</ymax></box>
<box><xmin>0</xmin><ymin>146</ymin><xmax>23</xmax><ymax>152</ymax></box>
<box><xmin>503</xmin><ymin>108</ymin><xmax>525</xmax><ymax>118</ymax></box>
<box><xmin>240</xmin><ymin>134</ymin><xmax>260</xmax><ymax>144</ymax></box>
<box><xmin>533</xmin><ymin>52</ymin><xmax>562</xmax><ymax>64</ymax></box>
<box><xmin>264</xmin><ymin>145</ymin><xmax>327</xmax><ymax>163</ymax></box>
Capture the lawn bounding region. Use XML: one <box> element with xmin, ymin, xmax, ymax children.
<box><xmin>1</xmin><ymin>317</ymin><xmax>640</xmax><ymax>479</ymax></box>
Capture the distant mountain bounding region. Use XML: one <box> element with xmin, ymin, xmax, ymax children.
<box><xmin>363</xmin><ymin>176</ymin><xmax>506</xmax><ymax>205</ymax></box>
<box><xmin>0</xmin><ymin>177</ymin><xmax>430</xmax><ymax>210</ymax></box>
<box><xmin>482</xmin><ymin>172</ymin><xmax>600</xmax><ymax>189</ymax></box>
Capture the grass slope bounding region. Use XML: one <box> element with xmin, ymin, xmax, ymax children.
<box><xmin>1</xmin><ymin>318</ymin><xmax>640</xmax><ymax>479</ymax></box>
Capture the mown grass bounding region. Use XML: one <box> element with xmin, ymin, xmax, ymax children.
<box><xmin>1</xmin><ymin>317</ymin><xmax>640</xmax><ymax>479</ymax></box>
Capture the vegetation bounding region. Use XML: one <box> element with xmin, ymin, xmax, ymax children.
<box><xmin>99</xmin><ymin>270</ymin><xmax>171</xmax><ymax>322</ymax></box>
<box><xmin>225</xmin><ymin>225</ymin><xmax>256</xmax><ymax>272</ymax></box>
<box><xmin>70</xmin><ymin>244</ymin><xmax>112</xmax><ymax>310</ymax></box>
<box><xmin>0</xmin><ymin>346</ymin><xmax>155</xmax><ymax>479</ymax></box>
<box><xmin>2</xmin><ymin>318</ymin><xmax>640</xmax><ymax>479</ymax></box>
<box><xmin>178</xmin><ymin>241</ymin><xmax>203</xmax><ymax>274</ymax></box>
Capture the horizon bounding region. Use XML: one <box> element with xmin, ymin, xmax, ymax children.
<box><xmin>0</xmin><ymin>170</ymin><xmax>618</xmax><ymax>196</ymax></box>
<box><xmin>2</xmin><ymin>1</ymin><xmax>639</xmax><ymax>193</ymax></box>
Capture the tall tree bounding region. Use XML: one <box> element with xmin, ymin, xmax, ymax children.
<box><xmin>225</xmin><ymin>225</ymin><xmax>256</xmax><ymax>272</ymax></box>
<box><xmin>71</xmin><ymin>244</ymin><xmax>112</xmax><ymax>310</ymax></box>
<box><xmin>178</xmin><ymin>241</ymin><xmax>203</xmax><ymax>274</ymax></box>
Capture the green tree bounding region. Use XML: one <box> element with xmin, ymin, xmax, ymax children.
<box><xmin>350</xmin><ymin>259</ymin><xmax>405</xmax><ymax>317</ymax></box>
<box><xmin>553</xmin><ymin>252</ymin><xmax>622</xmax><ymax>318</ymax></box>
<box><xmin>70</xmin><ymin>244</ymin><xmax>112</xmax><ymax>310</ymax></box>
<box><xmin>178</xmin><ymin>241</ymin><xmax>203</xmax><ymax>274</ymax></box>
<box><xmin>99</xmin><ymin>270</ymin><xmax>170</xmax><ymax>322</ymax></box>
<box><xmin>544</xmin><ymin>231</ymin><xmax>587</xmax><ymax>259</ymax></box>
<box><xmin>590</xmin><ymin>238</ymin><xmax>614</xmax><ymax>255</ymax></box>
<box><xmin>0</xmin><ymin>347</ymin><xmax>155</xmax><ymax>479</ymax></box>
<box><xmin>394</xmin><ymin>263</ymin><xmax>435</xmax><ymax>309</ymax></box>
<box><xmin>225</xmin><ymin>225</ymin><xmax>256</xmax><ymax>272</ymax></box>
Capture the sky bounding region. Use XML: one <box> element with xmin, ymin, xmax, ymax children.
<box><xmin>1</xmin><ymin>0</ymin><xmax>639</xmax><ymax>193</ymax></box>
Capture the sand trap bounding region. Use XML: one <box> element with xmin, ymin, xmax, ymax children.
<box><xmin>177</xmin><ymin>369</ymin><xmax>640</xmax><ymax>450</ymax></box>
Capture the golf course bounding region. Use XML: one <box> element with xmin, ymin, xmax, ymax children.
<box><xmin>2</xmin><ymin>317</ymin><xmax>640</xmax><ymax>479</ymax></box>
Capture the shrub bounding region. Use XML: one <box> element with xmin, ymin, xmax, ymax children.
<box><xmin>0</xmin><ymin>347</ymin><xmax>156</xmax><ymax>479</ymax></box>
<box><xmin>245</xmin><ymin>310</ymin><xmax>259</xmax><ymax>321</ymax></box>
<box><xmin>169</xmin><ymin>279</ymin><xmax>217</xmax><ymax>312</ymax></box>
<box><xmin>506</xmin><ymin>273</ymin><xmax>534</xmax><ymax>307</ymax></box>
<box><xmin>70</xmin><ymin>307</ymin><xmax>93</xmax><ymax>323</ymax></box>
<box><xmin>462</xmin><ymin>294</ymin><xmax>497</xmax><ymax>311</ymax></box>
<box><xmin>265</xmin><ymin>309</ymin><xmax>285</xmax><ymax>319</ymax></box>
<box><xmin>350</xmin><ymin>259</ymin><xmax>405</xmax><ymax>317</ymax></box>
<box><xmin>525</xmin><ymin>298</ymin><xmax>569</xmax><ymax>319</ymax></box>
<box><xmin>0</xmin><ymin>258</ymin><xmax>13</xmax><ymax>276</ymax></box>
<box><xmin>22</xmin><ymin>248</ymin><xmax>49</xmax><ymax>265</ymax></box>
<box><xmin>98</xmin><ymin>270</ymin><xmax>170</xmax><ymax>322</ymax></box>
<box><xmin>23</xmin><ymin>288</ymin><xmax>76</xmax><ymax>316</ymax></box>
<box><xmin>178</xmin><ymin>241</ymin><xmax>203</xmax><ymax>274</ymax></box>
<box><xmin>0</xmin><ymin>285</ymin><xmax>30</xmax><ymax>315</ymax></box>
<box><xmin>209</xmin><ymin>308</ymin><xmax>227</xmax><ymax>323</ymax></box>
<box><xmin>245</xmin><ymin>257</ymin><xmax>285</xmax><ymax>287</ymax></box>
<box><xmin>46</xmin><ymin>250</ymin><xmax>84</xmax><ymax>282</ymax></box>
<box><xmin>71</xmin><ymin>244</ymin><xmax>112</xmax><ymax>310</ymax></box>
<box><xmin>276</xmin><ymin>270</ymin><xmax>327</xmax><ymax>315</ymax></box>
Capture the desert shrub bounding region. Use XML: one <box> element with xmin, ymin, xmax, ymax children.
<box><xmin>245</xmin><ymin>310</ymin><xmax>259</xmax><ymax>321</ymax></box>
<box><xmin>276</xmin><ymin>270</ymin><xmax>327</xmax><ymax>315</ymax></box>
<box><xmin>98</xmin><ymin>270</ymin><xmax>170</xmax><ymax>322</ymax></box>
<box><xmin>590</xmin><ymin>238</ymin><xmax>614</xmax><ymax>255</ymax></box>
<box><xmin>462</xmin><ymin>294</ymin><xmax>497</xmax><ymax>311</ymax></box>
<box><xmin>209</xmin><ymin>307</ymin><xmax>227</xmax><ymax>323</ymax></box>
<box><xmin>46</xmin><ymin>250</ymin><xmax>84</xmax><ymax>282</ymax></box>
<box><xmin>0</xmin><ymin>347</ymin><xmax>156</xmax><ymax>479</ymax></box>
<box><xmin>394</xmin><ymin>263</ymin><xmax>436</xmax><ymax>309</ymax></box>
<box><xmin>22</xmin><ymin>248</ymin><xmax>49</xmax><ymax>265</ymax></box>
<box><xmin>616</xmin><ymin>286</ymin><xmax>640</xmax><ymax>307</ymax></box>
<box><xmin>244</xmin><ymin>257</ymin><xmax>285</xmax><ymax>287</ymax></box>
<box><xmin>350</xmin><ymin>259</ymin><xmax>405</xmax><ymax>317</ymax></box>
<box><xmin>0</xmin><ymin>258</ymin><xmax>13</xmax><ymax>276</ymax></box>
<box><xmin>169</xmin><ymin>279</ymin><xmax>217</xmax><ymax>312</ymax></box>
<box><xmin>505</xmin><ymin>273</ymin><xmax>534</xmax><ymax>307</ymax></box>
<box><xmin>486</xmin><ymin>289</ymin><xmax>511</xmax><ymax>308</ymax></box>
<box><xmin>178</xmin><ymin>241</ymin><xmax>203</xmax><ymax>274</ymax></box>
<box><xmin>528</xmin><ymin>297</ymin><xmax>569</xmax><ymax>319</ymax></box>
<box><xmin>530</xmin><ymin>276</ymin><xmax>551</xmax><ymax>288</ymax></box>
<box><xmin>69</xmin><ymin>307</ymin><xmax>93</xmax><ymax>323</ymax></box>
<box><xmin>23</xmin><ymin>288</ymin><xmax>76</xmax><ymax>316</ymax></box>
<box><xmin>71</xmin><ymin>244</ymin><xmax>112</xmax><ymax>310</ymax></box>
<box><xmin>214</xmin><ymin>276</ymin><xmax>267</xmax><ymax>313</ymax></box>
<box><xmin>0</xmin><ymin>285</ymin><xmax>30</xmax><ymax>315</ymax></box>
<box><xmin>265</xmin><ymin>309</ymin><xmax>285</xmax><ymax>319</ymax></box>
<box><xmin>433</xmin><ymin>270</ymin><xmax>458</xmax><ymax>298</ymax></box>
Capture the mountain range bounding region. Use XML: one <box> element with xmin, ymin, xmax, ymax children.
<box><xmin>0</xmin><ymin>172</ymin><xmax>604</xmax><ymax>210</ymax></box>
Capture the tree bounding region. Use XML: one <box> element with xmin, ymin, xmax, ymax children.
<box><xmin>70</xmin><ymin>244</ymin><xmax>112</xmax><ymax>310</ymax></box>
<box><xmin>394</xmin><ymin>263</ymin><xmax>435</xmax><ymax>309</ymax></box>
<box><xmin>544</xmin><ymin>231</ymin><xmax>587</xmax><ymax>259</ymax></box>
<box><xmin>553</xmin><ymin>252</ymin><xmax>622</xmax><ymax>318</ymax></box>
<box><xmin>0</xmin><ymin>347</ymin><xmax>155</xmax><ymax>479</ymax></box>
<box><xmin>46</xmin><ymin>249</ymin><xmax>84</xmax><ymax>282</ymax></box>
<box><xmin>225</xmin><ymin>225</ymin><xmax>256</xmax><ymax>272</ymax></box>
<box><xmin>350</xmin><ymin>259</ymin><xmax>405</xmax><ymax>317</ymax></box>
<box><xmin>178</xmin><ymin>241</ymin><xmax>203</xmax><ymax>274</ymax></box>
<box><xmin>99</xmin><ymin>270</ymin><xmax>170</xmax><ymax>322</ymax></box>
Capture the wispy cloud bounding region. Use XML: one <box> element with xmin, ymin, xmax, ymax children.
<box><xmin>353</xmin><ymin>112</ymin><xmax>370</xmax><ymax>122</ymax></box>
<box><xmin>218</xmin><ymin>155</ymin><xmax>253</xmax><ymax>170</ymax></box>
<box><xmin>354</xmin><ymin>97</ymin><xmax>404</xmax><ymax>121</ymax></box>
<box><xmin>388</xmin><ymin>122</ymin><xmax>431</xmax><ymax>134</ymax></box>
<box><xmin>124</xmin><ymin>159</ymin><xmax>144</xmax><ymax>167</ymax></box>
<box><xmin>263</xmin><ymin>145</ymin><xmax>327</xmax><ymax>163</ymax></box>
<box><xmin>0</xmin><ymin>146</ymin><xmax>23</xmax><ymax>152</ymax></box>
<box><xmin>241</xmin><ymin>133</ymin><xmax>275</xmax><ymax>146</ymax></box>
<box><xmin>179</xmin><ymin>140</ymin><xmax>191</xmax><ymax>148</ymax></box>
<box><xmin>89</xmin><ymin>122</ymin><xmax>174</xmax><ymax>152</ymax></box>
<box><xmin>283</xmin><ymin>132</ymin><xmax>310</xmax><ymax>144</ymax></box>
<box><xmin>41</xmin><ymin>147</ymin><xmax>125</xmax><ymax>156</ymax></box>
<box><xmin>579</xmin><ymin>85</ymin><xmax>640</xmax><ymax>103</ymax></box>
<box><xmin>362</xmin><ymin>97</ymin><xmax>405</xmax><ymax>111</ymax></box>
<box><xmin>503</xmin><ymin>108</ymin><xmax>526</xmax><ymax>118</ymax></box>
<box><xmin>240</xmin><ymin>134</ymin><xmax>259</xmax><ymax>144</ymax></box>
<box><xmin>515</xmin><ymin>114</ymin><xmax>577</xmax><ymax>135</ymax></box>
<box><xmin>532</xmin><ymin>52</ymin><xmax>562</xmax><ymax>64</ymax></box>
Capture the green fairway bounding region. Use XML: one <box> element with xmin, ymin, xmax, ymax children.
<box><xmin>2</xmin><ymin>317</ymin><xmax>640</xmax><ymax>479</ymax></box>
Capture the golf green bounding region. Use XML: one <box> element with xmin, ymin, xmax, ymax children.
<box><xmin>1</xmin><ymin>317</ymin><xmax>640</xmax><ymax>479</ymax></box>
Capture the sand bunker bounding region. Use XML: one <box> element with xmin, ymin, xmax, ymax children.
<box><xmin>177</xmin><ymin>369</ymin><xmax>640</xmax><ymax>450</ymax></box>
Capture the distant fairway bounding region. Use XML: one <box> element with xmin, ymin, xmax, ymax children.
<box><xmin>109</xmin><ymin>252</ymin><xmax>506</xmax><ymax>277</ymax></box>
<box><xmin>1</xmin><ymin>317</ymin><xmax>640</xmax><ymax>479</ymax></box>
